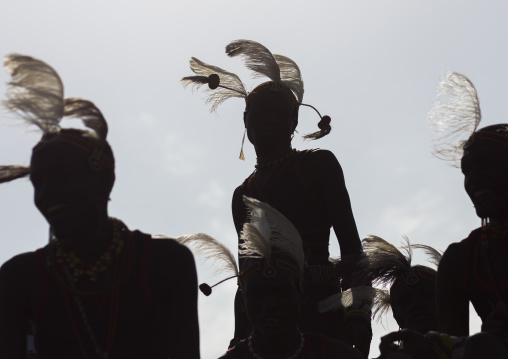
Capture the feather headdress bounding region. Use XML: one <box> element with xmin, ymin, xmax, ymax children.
<box><xmin>359</xmin><ymin>235</ymin><xmax>441</xmax><ymax>287</ymax></box>
<box><xmin>0</xmin><ymin>53</ymin><xmax>111</xmax><ymax>184</ymax></box>
<box><xmin>427</xmin><ymin>72</ymin><xmax>482</xmax><ymax>167</ymax></box>
<box><xmin>239</xmin><ymin>195</ymin><xmax>304</xmax><ymax>273</ymax></box>
<box><xmin>182</xmin><ymin>40</ymin><xmax>331</xmax><ymax>141</ymax></box>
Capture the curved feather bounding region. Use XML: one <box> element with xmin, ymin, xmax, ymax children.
<box><xmin>181</xmin><ymin>57</ymin><xmax>247</xmax><ymax>112</ymax></box>
<box><xmin>239</xmin><ymin>224</ymin><xmax>272</xmax><ymax>259</ymax></box>
<box><xmin>274</xmin><ymin>54</ymin><xmax>304</xmax><ymax>103</ymax></box>
<box><xmin>3</xmin><ymin>54</ymin><xmax>64</xmax><ymax>133</ymax></box>
<box><xmin>241</xmin><ymin>196</ymin><xmax>304</xmax><ymax>271</ymax></box>
<box><xmin>63</xmin><ymin>98</ymin><xmax>108</xmax><ymax>140</ymax></box>
<box><xmin>0</xmin><ymin>165</ymin><xmax>30</xmax><ymax>184</ymax></box>
<box><xmin>172</xmin><ymin>233</ymin><xmax>239</xmax><ymax>277</ymax></box>
<box><xmin>411</xmin><ymin>244</ymin><xmax>442</xmax><ymax>268</ymax></box>
<box><xmin>428</xmin><ymin>72</ymin><xmax>481</xmax><ymax>167</ymax></box>
<box><xmin>226</xmin><ymin>40</ymin><xmax>281</xmax><ymax>82</ymax></box>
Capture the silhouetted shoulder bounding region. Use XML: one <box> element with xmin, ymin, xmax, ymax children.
<box><xmin>0</xmin><ymin>251</ymin><xmax>39</xmax><ymax>283</ymax></box>
<box><xmin>150</xmin><ymin>234</ymin><xmax>196</xmax><ymax>268</ymax></box>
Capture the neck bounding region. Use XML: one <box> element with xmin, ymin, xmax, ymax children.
<box><xmin>255</xmin><ymin>147</ymin><xmax>295</xmax><ymax>169</ymax></box>
<box><xmin>251</xmin><ymin>327</ymin><xmax>300</xmax><ymax>355</ymax></box>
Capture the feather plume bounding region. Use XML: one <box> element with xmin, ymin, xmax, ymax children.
<box><xmin>372</xmin><ymin>289</ymin><xmax>391</xmax><ymax>321</ymax></box>
<box><xmin>359</xmin><ymin>235</ymin><xmax>412</xmax><ymax>287</ymax></box>
<box><xmin>428</xmin><ymin>72</ymin><xmax>481</xmax><ymax>167</ymax></box>
<box><xmin>274</xmin><ymin>54</ymin><xmax>304</xmax><ymax>103</ymax></box>
<box><xmin>0</xmin><ymin>165</ymin><xmax>30</xmax><ymax>184</ymax></box>
<box><xmin>63</xmin><ymin>98</ymin><xmax>108</xmax><ymax>140</ymax></box>
<box><xmin>226</xmin><ymin>40</ymin><xmax>281</xmax><ymax>83</ymax></box>
<box><xmin>169</xmin><ymin>233</ymin><xmax>239</xmax><ymax>277</ymax></box>
<box><xmin>181</xmin><ymin>57</ymin><xmax>247</xmax><ymax>112</ymax></box>
<box><xmin>411</xmin><ymin>244</ymin><xmax>442</xmax><ymax>268</ymax></box>
<box><xmin>3</xmin><ymin>54</ymin><xmax>64</xmax><ymax>133</ymax></box>
<box><xmin>239</xmin><ymin>196</ymin><xmax>304</xmax><ymax>271</ymax></box>
<box><xmin>319</xmin><ymin>286</ymin><xmax>379</xmax><ymax>313</ymax></box>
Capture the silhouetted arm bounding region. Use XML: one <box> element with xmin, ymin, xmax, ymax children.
<box><xmin>0</xmin><ymin>254</ymin><xmax>32</xmax><ymax>359</ymax></box>
<box><xmin>437</xmin><ymin>241</ymin><xmax>470</xmax><ymax>336</ymax></box>
<box><xmin>152</xmin><ymin>239</ymin><xmax>200</xmax><ymax>359</ymax></box>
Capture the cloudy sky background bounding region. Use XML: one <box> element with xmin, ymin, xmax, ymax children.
<box><xmin>0</xmin><ymin>0</ymin><xmax>505</xmax><ymax>357</ymax></box>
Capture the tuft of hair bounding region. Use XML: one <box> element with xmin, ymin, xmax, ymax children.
<box><xmin>427</xmin><ymin>72</ymin><xmax>481</xmax><ymax>167</ymax></box>
<box><xmin>239</xmin><ymin>196</ymin><xmax>304</xmax><ymax>272</ymax></box>
<box><xmin>173</xmin><ymin>233</ymin><xmax>239</xmax><ymax>277</ymax></box>
<box><xmin>359</xmin><ymin>235</ymin><xmax>412</xmax><ymax>287</ymax></box>
<box><xmin>63</xmin><ymin>98</ymin><xmax>108</xmax><ymax>141</ymax></box>
<box><xmin>181</xmin><ymin>57</ymin><xmax>247</xmax><ymax>112</ymax></box>
<box><xmin>3</xmin><ymin>54</ymin><xmax>64</xmax><ymax>133</ymax></box>
<box><xmin>0</xmin><ymin>165</ymin><xmax>30</xmax><ymax>184</ymax></box>
<box><xmin>274</xmin><ymin>54</ymin><xmax>304</xmax><ymax>103</ymax></box>
<box><xmin>226</xmin><ymin>40</ymin><xmax>281</xmax><ymax>83</ymax></box>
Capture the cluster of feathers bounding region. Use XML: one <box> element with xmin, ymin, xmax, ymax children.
<box><xmin>0</xmin><ymin>54</ymin><xmax>108</xmax><ymax>184</ymax></box>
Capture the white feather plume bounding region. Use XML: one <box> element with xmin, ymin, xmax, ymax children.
<box><xmin>182</xmin><ymin>57</ymin><xmax>247</xmax><ymax>112</ymax></box>
<box><xmin>239</xmin><ymin>196</ymin><xmax>304</xmax><ymax>272</ymax></box>
<box><xmin>226</xmin><ymin>40</ymin><xmax>281</xmax><ymax>82</ymax></box>
<box><xmin>63</xmin><ymin>98</ymin><xmax>108</xmax><ymax>140</ymax></box>
<box><xmin>3</xmin><ymin>54</ymin><xmax>64</xmax><ymax>133</ymax></box>
<box><xmin>411</xmin><ymin>244</ymin><xmax>442</xmax><ymax>268</ymax></box>
<box><xmin>274</xmin><ymin>54</ymin><xmax>304</xmax><ymax>103</ymax></box>
<box><xmin>171</xmin><ymin>233</ymin><xmax>239</xmax><ymax>277</ymax></box>
<box><xmin>319</xmin><ymin>286</ymin><xmax>379</xmax><ymax>313</ymax></box>
<box><xmin>427</xmin><ymin>72</ymin><xmax>481</xmax><ymax>167</ymax></box>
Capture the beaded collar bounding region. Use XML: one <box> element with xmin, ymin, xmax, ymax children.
<box><xmin>248</xmin><ymin>329</ymin><xmax>304</xmax><ymax>359</ymax></box>
<box><xmin>255</xmin><ymin>148</ymin><xmax>297</xmax><ymax>169</ymax></box>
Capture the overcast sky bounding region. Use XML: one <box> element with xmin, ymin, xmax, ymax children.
<box><xmin>1</xmin><ymin>0</ymin><xmax>506</xmax><ymax>357</ymax></box>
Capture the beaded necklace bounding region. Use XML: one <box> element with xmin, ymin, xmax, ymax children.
<box><xmin>248</xmin><ymin>330</ymin><xmax>304</xmax><ymax>359</ymax></box>
<box><xmin>255</xmin><ymin>148</ymin><xmax>297</xmax><ymax>169</ymax></box>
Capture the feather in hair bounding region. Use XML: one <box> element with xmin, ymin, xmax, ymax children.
<box><xmin>181</xmin><ymin>57</ymin><xmax>247</xmax><ymax>112</ymax></box>
<box><xmin>226</xmin><ymin>40</ymin><xmax>281</xmax><ymax>83</ymax></box>
<box><xmin>63</xmin><ymin>98</ymin><xmax>108</xmax><ymax>140</ymax></box>
<box><xmin>359</xmin><ymin>235</ymin><xmax>412</xmax><ymax>287</ymax></box>
<box><xmin>411</xmin><ymin>244</ymin><xmax>442</xmax><ymax>268</ymax></box>
<box><xmin>0</xmin><ymin>165</ymin><xmax>30</xmax><ymax>184</ymax></box>
<box><xmin>171</xmin><ymin>233</ymin><xmax>239</xmax><ymax>277</ymax></box>
<box><xmin>428</xmin><ymin>72</ymin><xmax>481</xmax><ymax>167</ymax></box>
<box><xmin>3</xmin><ymin>54</ymin><xmax>64</xmax><ymax>133</ymax></box>
<box><xmin>240</xmin><ymin>196</ymin><xmax>304</xmax><ymax>271</ymax></box>
<box><xmin>274</xmin><ymin>54</ymin><xmax>304</xmax><ymax>103</ymax></box>
<box><xmin>372</xmin><ymin>289</ymin><xmax>391</xmax><ymax>322</ymax></box>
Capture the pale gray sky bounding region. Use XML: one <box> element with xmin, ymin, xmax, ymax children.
<box><xmin>1</xmin><ymin>0</ymin><xmax>505</xmax><ymax>357</ymax></box>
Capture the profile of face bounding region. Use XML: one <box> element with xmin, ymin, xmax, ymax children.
<box><xmin>241</xmin><ymin>260</ymin><xmax>302</xmax><ymax>338</ymax></box>
<box><xmin>243</xmin><ymin>88</ymin><xmax>298</xmax><ymax>154</ymax></box>
<box><xmin>30</xmin><ymin>137</ymin><xmax>111</xmax><ymax>239</ymax></box>
<box><xmin>461</xmin><ymin>126</ymin><xmax>508</xmax><ymax>219</ymax></box>
<box><xmin>390</xmin><ymin>275</ymin><xmax>437</xmax><ymax>333</ymax></box>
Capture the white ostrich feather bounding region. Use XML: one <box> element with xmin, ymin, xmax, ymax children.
<box><xmin>239</xmin><ymin>196</ymin><xmax>304</xmax><ymax>272</ymax></box>
<box><xmin>3</xmin><ymin>54</ymin><xmax>64</xmax><ymax>133</ymax></box>
<box><xmin>170</xmin><ymin>233</ymin><xmax>239</xmax><ymax>277</ymax></box>
<box><xmin>226</xmin><ymin>40</ymin><xmax>281</xmax><ymax>83</ymax></box>
<box><xmin>181</xmin><ymin>57</ymin><xmax>247</xmax><ymax>112</ymax></box>
<box><xmin>274</xmin><ymin>54</ymin><xmax>304</xmax><ymax>103</ymax></box>
<box><xmin>319</xmin><ymin>286</ymin><xmax>379</xmax><ymax>313</ymax></box>
<box><xmin>428</xmin><ymin>72</ymin><xmax>481</xmax><ymax>167</ymax></box>
<box><xmin>63</xmin><ymin>98</ymin><xmax>108</xmax><ymax>140</ymax></box>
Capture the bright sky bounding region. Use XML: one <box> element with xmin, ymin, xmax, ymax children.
<box><xmin>1</xmin><ymin>0</ymin><xmax>505</xmax><ymax>357</ymax></box>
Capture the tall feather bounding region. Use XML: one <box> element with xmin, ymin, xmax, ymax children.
<box><xmin>181</xmin><ymin>57</ymin><xmax>247</xmax><ymax>112</ymax></box>
<box><xmin>64</xmin><ymin>98</ymin><xmax>108</xmax><ymax>140</ymax></box>
<box><xmin>226</xmin><ymin>40</ymin><xmax>281</xmax><ymax>83</ymax></box>
<box><xmin>274</xmin><ymin>54</ymin><xmax>304</xmax><ymax>103</ymax></box>
<box><xmin>428</xmin><ymin>72</ymin><xmax>481</xmax><ymax>167</ymax></box>
<box><xmin>3</xmin><ymin>54</ymin><xmax>64</xmax><ymax>133</ymax></box>
<box><xmin>240</xmin><ymin>196</ymin><xmax>304</xmax><ymax>272</ymax></box>
<box><xmin>166</xmin><ymin>233</ymin><xmax>239</xmax><ymax>277</ymax></box>
<box><xmin>0</xmin><ymin>165</ymin><xmax>30</xmax><ymax>184</ymax></box>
